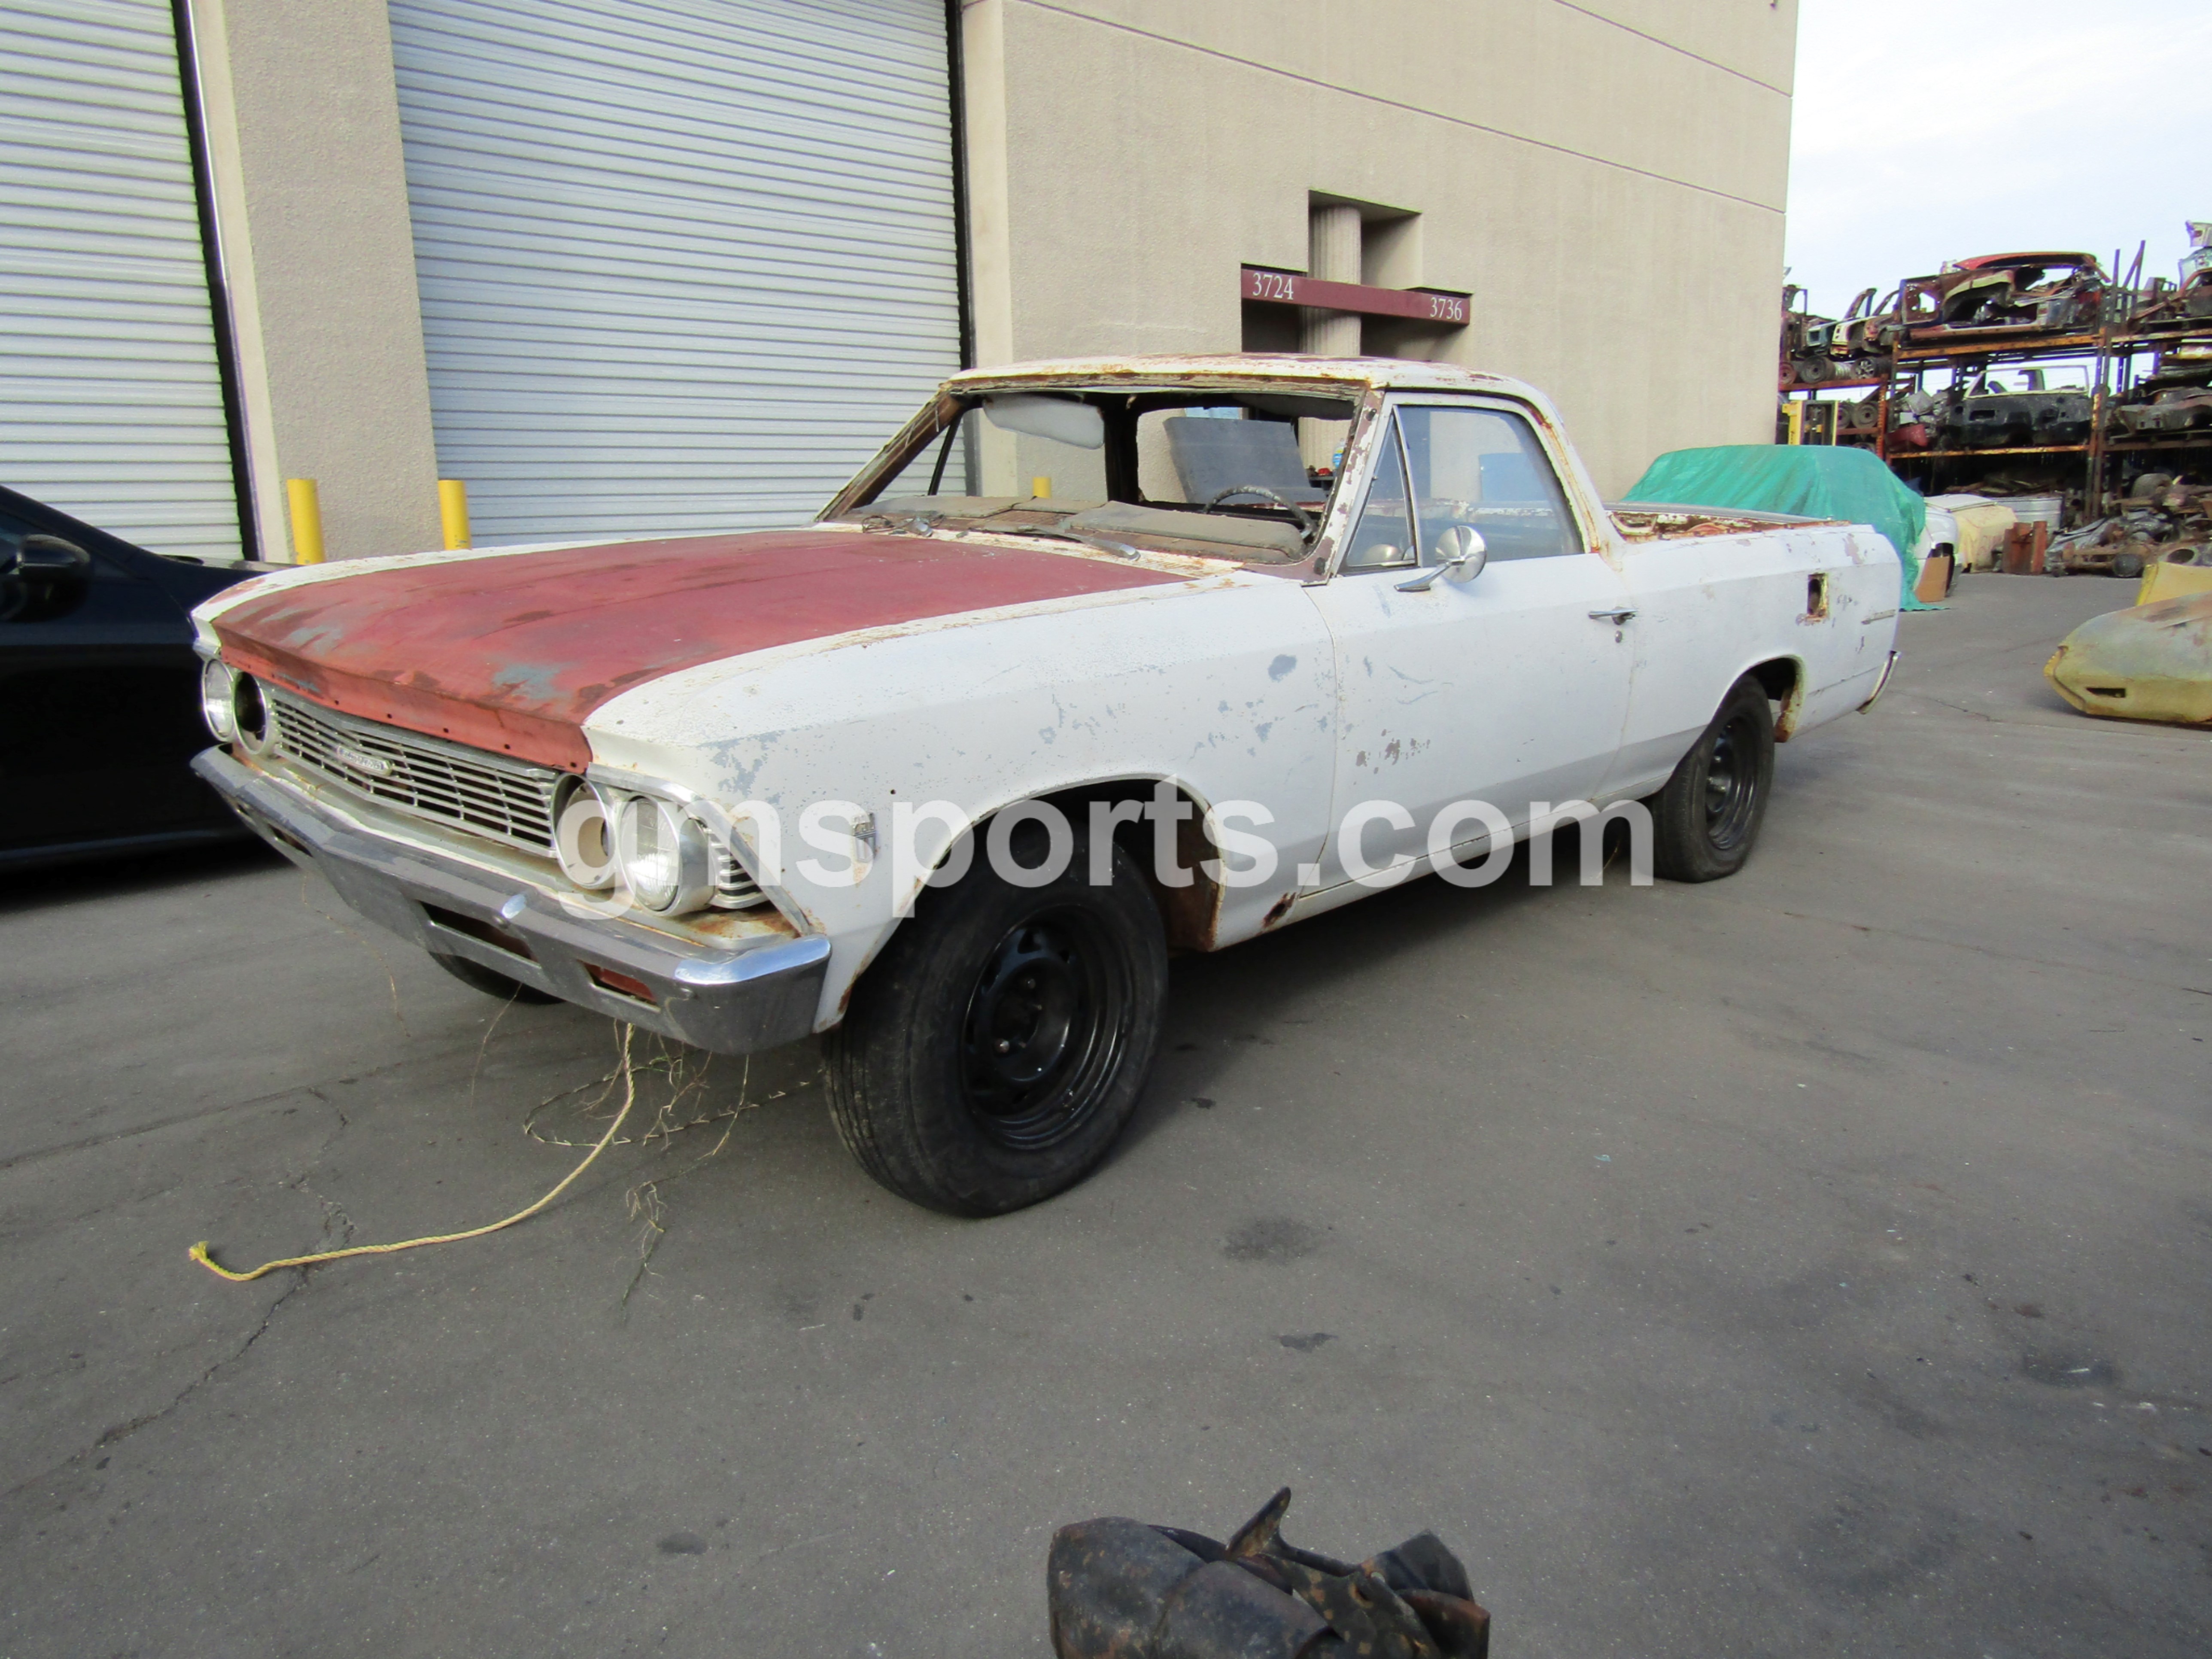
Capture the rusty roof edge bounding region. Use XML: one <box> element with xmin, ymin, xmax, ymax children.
<box><xmin>943</xmin><ymin>353</ymin><xmax>1537</xmax><ymax>398</ymax></box>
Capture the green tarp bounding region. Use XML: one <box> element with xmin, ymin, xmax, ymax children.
<box><xmin>1620</xmin><ymin>445</ymin><xmax>1934</xmax><ymax>609</ymax></box>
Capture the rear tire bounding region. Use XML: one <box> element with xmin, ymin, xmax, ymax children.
<box><xmin>1646</xmin><ymin>676</ymin><xmax>1776</xmax><ymax>882</ymax></box>
<box><xmin>823</xmin><ymin>821</ymin><xmax>1167</xmax><ymax>1216</ymax></box>
<box><xmin>430</xmin><ymin>951</ymin><xmax>557</xmax><ymax>1004</ymax></box>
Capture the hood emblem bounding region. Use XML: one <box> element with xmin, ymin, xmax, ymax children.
<box><xmin>331</xmin><ymin>743</ymin><xmax>395</xmax><ymax>778</ymax></box>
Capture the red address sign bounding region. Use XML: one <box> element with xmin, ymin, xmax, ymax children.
<box><xmin>1241</xmin><ymin>267</ymin><xmax>1470</xmax><ymax>325</ymax></box>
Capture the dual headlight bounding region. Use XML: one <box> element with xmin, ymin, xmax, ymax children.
<box><xmin>201</xmin><ymin>659</ymin><xmax>272</xmax><ymax>753</ymax></box>
<box><xmin>555</xmin><ymin>780</ymin><xmax>716</xmax><ymax>915</ymax></box>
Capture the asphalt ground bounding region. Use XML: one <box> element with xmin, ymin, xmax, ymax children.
<box><xmin>2</xmin><ymin>574</ymin><xmax>2205</xmax><ymax>1659</ymax></box>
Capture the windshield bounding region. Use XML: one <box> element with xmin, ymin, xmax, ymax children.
<box><xmin>823</xmin><ymin>385</ymin><xmax>1363</xmax><ymax>563</ymax></box>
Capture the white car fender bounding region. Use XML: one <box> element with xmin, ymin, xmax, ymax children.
<box><xmin>584</xmin><ymin>570</ymin><xmax>1339</xmax><ymax>1029</ymax></box>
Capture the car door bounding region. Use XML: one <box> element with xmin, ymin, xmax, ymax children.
<box><xmin>1303</xmin><ymin>397</ymin><xmax>1635</xmax><ymax>885</ymax></box>
<box><xmin>0</xmin><ymin>512</ymin><xmax>214</xmax><ymax>857</ymax></box>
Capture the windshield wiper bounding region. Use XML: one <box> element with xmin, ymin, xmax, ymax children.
<box><xmin>995</xmin><ymin>526</ymin><xmax>1141</xmax><ymax>560</ymax></box>
<box><xmin>858</xmin><ymin>508</ymin><xmax>944</xmax><ymax>535</ymax></box>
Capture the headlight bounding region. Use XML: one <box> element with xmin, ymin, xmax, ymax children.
<box><xmin>615</xmin><ymin>795</ymin><xmax>714</xmax><ymax>914</ymax></box>
<box><xmin>200</xmin><ymin>659</ymin><xmax>238</xmax><ymax>742</ymax></box>
<box><xmin>553</xmin><ymin>778</ymin><xmax>619</xmax><ymax>890</ymax></box>
<box><xmin>233</xmin><ymin>673</ymin><xmax>274</xmax><ymax>754</ymax></box>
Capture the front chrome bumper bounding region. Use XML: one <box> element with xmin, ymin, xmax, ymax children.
<box><xmin>193</xmin><ymin>748</ymin><xmax>828</xmax><ymax>1055</ymax></box>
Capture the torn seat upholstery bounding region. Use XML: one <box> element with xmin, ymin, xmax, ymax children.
<box><xmin>1047</xmin><ymin>1487</ymin><xmax>1490</xmax><ymax>1659</ymax></box>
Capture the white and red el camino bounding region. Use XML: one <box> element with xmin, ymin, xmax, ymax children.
<box><xmin>192</xmin><ymin>356</ymin><xmax>1899</xmax><ymax>1213</ymax></box>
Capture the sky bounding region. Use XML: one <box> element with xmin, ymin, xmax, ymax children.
<box><xmin>1784</xmin><ymin>0</ymin><xmax>2211</xmax><ymax>321</ymax></box>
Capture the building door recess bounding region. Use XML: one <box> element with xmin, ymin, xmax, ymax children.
<box><xmin>389</xmin><ymin>0</ymin><xmax>965</xmax><ymax>544</ymax></box>
<box><xmin>2</xmin><ymin>0</ymin><xmax>244</xmax><ymax>560</ymax></box>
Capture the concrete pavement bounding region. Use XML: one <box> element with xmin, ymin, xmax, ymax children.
<box><xmin>1</xmin><ymin>574</ymin><xmax>2205</xmax><ymax>1657</ymax></box>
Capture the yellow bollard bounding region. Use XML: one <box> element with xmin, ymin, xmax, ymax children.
<box><xmin>285</xmin><ymin>477</ymin><xmax>324</xmax><ymax>564</ymax></box>
<box><xmin>1032</xmin><ymin>475</ymin><xmax>1051</xmax><ymax>499</ymax></box>
<box><xmin>438</xmin><ymin>479</ymin><xmax>471</xmax><ymax>550</ymax></box>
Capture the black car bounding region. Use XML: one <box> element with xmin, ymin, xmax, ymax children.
<box><xmin>1</xmin><ymin>485</ymin><xmax>275</xmax><ymax>868</ymax></box>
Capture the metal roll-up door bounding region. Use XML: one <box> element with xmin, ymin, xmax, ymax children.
<box><xmin>0</xmin><ymin>0</ymin><xmax>241</xmax><ymax>561</ymax></box>
<box><xmin>389</xmin><ymin>0</ymin><xmax>963</xmax><ymax>545</ymax></box>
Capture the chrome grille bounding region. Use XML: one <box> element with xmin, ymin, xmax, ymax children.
<box><xmin>267</xmin><ymin>690</ymin><xmax>562</xmax><ymax>854</ymax></box>
<box><xmin>712</xmin><ymin>842</ymin><xmax>770</xmax><ymax>909</ymax></box>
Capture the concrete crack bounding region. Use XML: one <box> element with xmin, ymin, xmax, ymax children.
<box><xmin>7</xmin><ymin>1272</ymin><xmax>307</xmax><ymax>1499</ymax></box>
<box><xmin>0</xmin><ymin>1052</ymin><xmax>429</xmax><ymax>1176</ymax></box>
<box><xmin>287</xmin><ymin>1100</ymin><xmax>356</xmax><ymax>1250</ymax></box>
<box><xmin>1914</xmin><ymin>693</ymin><xmax>2001</xmax><ymax>724</ymax></box>
<box><xmin>5</xmin><ymin>1101</ymin><xmax>352</xmax><ymax>1501</ymax></box>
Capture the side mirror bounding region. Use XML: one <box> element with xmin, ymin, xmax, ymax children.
<box><xmin>1395</xmin><ymin>525</ymin><xmax>1488</xmax><ymax>592</ymax></box>
<box><xmin>0</xmin><ymin>535</ymin><xmax>93</xmax><ymax>622</ymax></box>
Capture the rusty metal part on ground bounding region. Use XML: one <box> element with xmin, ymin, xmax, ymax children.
<box><xmin>2047</xmin><ymin>478</ymin><xmax>2212</xmax><ymax>574</ymax></box>
<box><xmin>1048</xmin><ymin>1487</ymin><xmax>1490</xmax><ymax>1659</ymax></box>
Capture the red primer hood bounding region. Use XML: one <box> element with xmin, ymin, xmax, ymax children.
<box><xmin>213</xmin><ymin>528</ymin><xmax>1180</xmax><ymax>770</ymax></box>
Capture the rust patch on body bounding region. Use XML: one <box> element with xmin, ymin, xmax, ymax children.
<box><xmin>214</xmin><ymin>529</ymin><xmax>1180</xmax><ymax>770</ymax></box>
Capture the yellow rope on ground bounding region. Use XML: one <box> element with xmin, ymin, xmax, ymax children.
<box><xmin>189</xmin><ymin>1027</ymin><xmax>640</xmax><ymax>1284</ymax></box>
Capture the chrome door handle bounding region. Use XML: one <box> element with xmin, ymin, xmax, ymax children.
<box><xmin>1589</xmin><ymin>608</ymin><xmax>1637</xmax><ymax>623</ymax></box>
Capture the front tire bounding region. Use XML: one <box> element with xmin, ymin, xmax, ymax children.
<box><xmin>1646</xmin><ymin>675</ymin><xmax>1776</xmax><ymax>882</ymax></box>
<box><xmin>824</xmin><ymin>822</ymin><xmax>1168</xmax><ymax>1216</ymax></box>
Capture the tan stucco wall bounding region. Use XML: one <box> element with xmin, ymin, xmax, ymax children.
<box><xmin>187</xmin><ymin>0</ymin><xmax>441</xmax><ymax>560</ymax></box>
<box><xmin>961</xmin><ymin>0</ymin><xmax>1795</xmax><ymax>497</ymax></box>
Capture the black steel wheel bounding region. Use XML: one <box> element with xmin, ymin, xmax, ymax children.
<box><xmin>824</xmin><ymin>818</ymin><xmax>1167</xmax><ymax>1215</ymax></box>
<box><xmin>960</xmin><ymin>908</ymin><xmax>1133</xmax><ymax>1152</ymax></box>
<box><xmin>1647</xmin><ymin>675</ymin><xmax>1777</xmax><ymax>882</ymax></box>
<box><xmin>1700</xmin><ymin>705</ymin><xmax>1763</xmax><ymax>853</ymax></box>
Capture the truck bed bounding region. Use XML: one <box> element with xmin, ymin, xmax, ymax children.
<box><xmin>1610</xmin><ymin>504</ymin><xmax>1844</xmax><ymax>542</ymax></box>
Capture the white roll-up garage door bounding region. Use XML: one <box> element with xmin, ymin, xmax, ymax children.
<box><xmin>388</xmin><ymin>0</ymin><xmax>963</xmax><ymax>545</ymax></box>
<box><xmin>0</xmin><ymin>0</ymin><xmax>241</xmax><ymax>561</ymax></box>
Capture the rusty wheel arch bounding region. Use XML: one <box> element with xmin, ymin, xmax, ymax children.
<box><xmin>1747</xmin><ymin>656</ymin><xmax>1807</xmax><ymax>739</ymax></box>
<box><xmin>878</xmin><ymin>780</ymin><xmax>1225</xmax><ymax>958</ymax></box>
<box><xmin>834</xmin><ymin>778</ymin><xmax>1221</xmax><ymax>1024</ymax></box>
<box><xmin>1029</xmin><ymin>779</ymin><xmax>1224</xmax><ymax>954</ymax></box>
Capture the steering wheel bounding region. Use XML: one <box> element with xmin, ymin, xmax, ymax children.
<box><xmin>1203</xmin><ymin>485</ymin><xmax>1315</xmax><ymax>539</ymax></box>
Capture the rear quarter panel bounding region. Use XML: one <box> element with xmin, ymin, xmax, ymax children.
<box><xmin>1608</xmin><ymin>525</ymin><xmax>1898</xmax><ymax>798</ymax></box>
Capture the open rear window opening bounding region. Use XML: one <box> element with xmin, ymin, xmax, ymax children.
<box><xmin>826</xmin><ymin>388</ymin><xmax>1364</xmax><ymax>563</ymax></box>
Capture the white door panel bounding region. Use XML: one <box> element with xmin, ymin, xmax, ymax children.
<box><xmin>1310</xmin><ymin>553</ymin><xmax>1635</xmax><ymax>882</ymax></box>
<box><xmin>1307</xmin><ymin>395</ymin><xmax>1634</xmax><ymax>885</ymax></box>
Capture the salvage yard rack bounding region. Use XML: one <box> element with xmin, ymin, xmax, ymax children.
<box><xmin>1781</xmin><ymin>244</ymin><xmax>2212</xmax><ymax>525</ymax></box>
<box><xmin>1866</xmin><ymin>329</ymin><xmax>2212</xmax><ymax>520</ymax></box>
